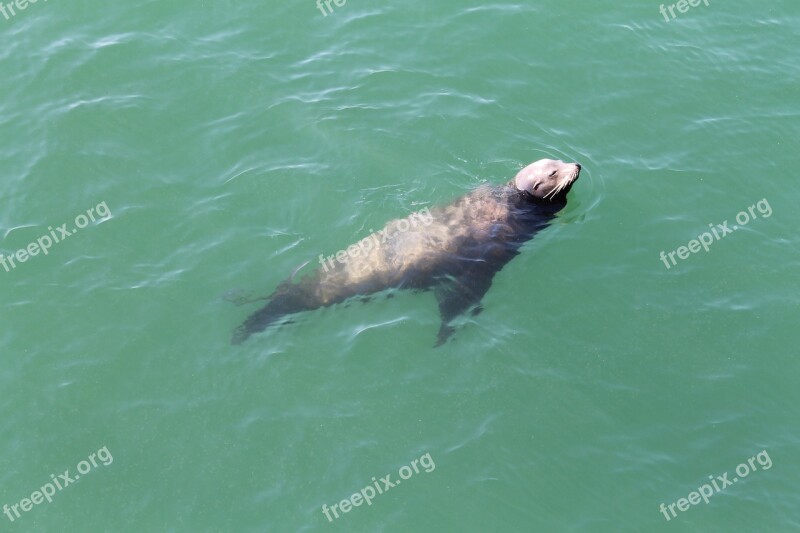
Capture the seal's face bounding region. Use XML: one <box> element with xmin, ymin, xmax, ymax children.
<box><xmin>514</xmin><ymin>159</ymin><xmax>581</xmax><ymax>202</ymax></box>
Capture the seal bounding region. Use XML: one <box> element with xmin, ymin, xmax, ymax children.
<box><xmin>232</xmin><ymin>158</ymin><xmax>581</xmax><ymax>346</ymax></box>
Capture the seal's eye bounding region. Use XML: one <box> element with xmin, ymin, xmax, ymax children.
<box><xmin>548</xmin><ymin>171</ymin><xmax>557</xmax><ymax>178</ymax></box>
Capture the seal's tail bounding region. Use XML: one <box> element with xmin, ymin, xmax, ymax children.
<box><xmin>231</xmin><ymin>282</ymin><xmax>313</xmax><ymax>345</ymax></box>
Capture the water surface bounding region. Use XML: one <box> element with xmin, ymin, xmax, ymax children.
<box><xmin>1</xmin><ymin>1</ymin><xmax>798</xmax><ymax>531</ymax></box>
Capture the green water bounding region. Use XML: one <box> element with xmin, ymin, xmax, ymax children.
<box><xmin>1</xmin><ymin>0</ymin><xmax>799</xmax><ymax>531</ymax></box>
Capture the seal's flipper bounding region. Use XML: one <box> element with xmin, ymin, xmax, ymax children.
<box><xmin>433</xmin><ymin>267</ymin><xmax>496</xmax><ymax>346</ymax></box>
<box><xmin>435</xmin><ymin>324</ymin><xmax>457</xmax><ymax>347</ymax></box>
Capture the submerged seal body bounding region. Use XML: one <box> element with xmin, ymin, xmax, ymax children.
<box><xmin>233</xmin><ymin>158</ymin><xmax>581</xmax><ymax>345</ymax></box>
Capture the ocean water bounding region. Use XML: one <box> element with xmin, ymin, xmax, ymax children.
<box><xmin>1</xmin><ymin>0</ymin><xmax>799</xmax><ymax>531</ymax></box>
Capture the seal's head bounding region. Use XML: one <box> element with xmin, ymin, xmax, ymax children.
<box><xmin>514</xmin><ymin>159</ymin><xmax>581</xmax><ymax>202</ymax></box>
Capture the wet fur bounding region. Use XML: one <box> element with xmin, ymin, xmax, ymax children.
<box><xmin>232</xmin><ymin>183</ymin><xmax>568</xmax><ymax>346</ymax></box>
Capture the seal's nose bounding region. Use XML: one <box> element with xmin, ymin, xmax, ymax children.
<box><xmin>575</xmin><ymin>163</ymin><xmax>582</xmax><ymax>171</ymax></box>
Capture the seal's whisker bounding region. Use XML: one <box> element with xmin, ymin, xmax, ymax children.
<box><xmin>549</xmin><ymin>179</ymin><xmax>567</xmax><ymax>200</ymax></box>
